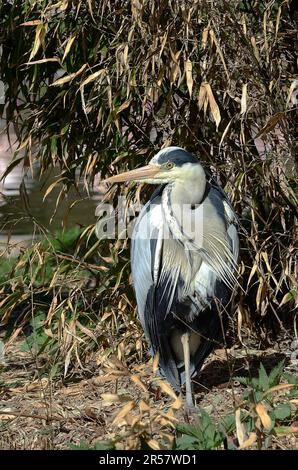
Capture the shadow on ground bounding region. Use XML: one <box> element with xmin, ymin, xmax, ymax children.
<box><xmin>194</xmin><ymin>351</ymin><xmax>287</xmax><ymax>392</ymax></box>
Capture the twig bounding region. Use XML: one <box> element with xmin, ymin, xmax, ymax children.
<box><xmin>0</xmin><ymin>410</ymin><xmax>66</xmax><ymax>422</ymax></box>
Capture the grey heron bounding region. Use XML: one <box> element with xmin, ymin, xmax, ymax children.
<box><xmin>104</xmin><ymin>146</ymin><xmax>239</xmax><ymax>407</ymax></box>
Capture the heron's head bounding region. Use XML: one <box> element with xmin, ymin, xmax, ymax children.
<box><xmin>104</xmin><ymin>147</ymin><xmax>205</xmax><ymax>185</ymax></box>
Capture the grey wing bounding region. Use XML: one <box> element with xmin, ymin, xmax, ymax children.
<box><xmin>190</xmin><ymin>185</ymin><xmax>240</xmax><ymax>291</ymax></box>
<box><xmin>209</xmin><ymin>178</ymin><xmax>239</xmax><ymax>265</ymax></box>
<box><xmin>131</xmin><ymin>189</ymin><xmax>182</xmax><ymax>387</ymax></box>
<box><xmin>223</xmin><ymin>197</ymin><xmax>239</xmax><ymax>265</ymax></box>
<box><xmin>131</xmin><ymin>188</ymin><xmax>164</xmax><ymax>339</ymax></box>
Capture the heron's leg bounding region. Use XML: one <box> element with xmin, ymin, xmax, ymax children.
<box><xmin>181</xmin><ymin>332</ymin><xmax>195</xmax><ymax>408</ymax></box>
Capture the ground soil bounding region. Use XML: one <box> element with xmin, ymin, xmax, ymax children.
<box><xmin>0</xmin><ymin>335</ymin><xmax>297</xmax><ymax>450</ymax></box>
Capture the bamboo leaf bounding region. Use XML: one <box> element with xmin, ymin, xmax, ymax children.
<box><xmin>62</xmin><ymin>34</ymin><xmax>76</xmax><ymax>62</ymax></box>
<box><xmin>204</xmin><ymin>82</ymin><xmax>221</xmax><ymax>129</ymax></box>
<box><xmin>51</xmin><ymin>64</ymin><xmax>87</xmax><ymax>86</ymax></box>
<box><xmin>240</xmin><ymin>83</ymin><xmax>248</xmax><ymax>115</ymax></box>
<box><xmin>29</xmin><ymin>23</ymin><xmax>47</xmax><ymax>61</ymax></box>
<box><xmin>185</xmin><ymin>59</ymin><xmax>193</xmax><ymax>97</ymax></box>
<box><xmin>255</xmin><ymin>112</ymin><xmax>285</xmax><ymax>138</ymax></box>
<box><xmin>235</xmin><ymin>409</ymin><xmax>246</xmax><ymax>445</ymax></box>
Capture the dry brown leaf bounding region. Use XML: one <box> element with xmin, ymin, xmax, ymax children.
<box><xmin>147</xmin><ymin>439</ymin><xmax>161</xmax><ymax>450</ymax></box>
<box><xmin>139</xmin><ymin>400</ymin><xmax>150</xmax><ymax>412</ymax></box>
<box><xmin>156</xmin><ymin>380</ymin><xmax>177</xmax><ymax>400</ymax></box>
<box><xmin>209</xmin><ymin>29</ymin><xmax>229</xmax><ymax>81</ymax></box>
<box><xmin>26</xmin><ymin>378</ymin><xmax>49</xmax><ymax>392</ymax></box>
<box><xmin>204</xmin><ymin>82</ymin><xmax>221</xmax><ymax>129</ymax></box>
<box><xmin>159</xmin><ymin>32</ymin><xmax>168</xmax><ymax>57</ymax></box>
<box><xmin>201</xmin><ymin>26</ymin><xmax>209</xmax><ymax>49</ymax></box>
<box><xmin>106</xmin><ymin>356</ymin><xmax>129</xmax><ymax>371</ymax></box>
<box><xmin>219</xmin><ymin>118</ymin><xmax>233</xmax><ymax>146</ymax></box>
<box><xmin>152</xmin><ymin>352</ymin><xmax>159</xmax><ymax>373</ymax></box>
<box><xmin>5</xmin><ymin>327</ymin><xmax>23</xmax><ymax>346</ymax></box>
<box><xmin>171</xmin><ymin>396</ymin><xmax>183</xmax><ymax>410</ymax></box>
<box><xmin>59</xmin><ymin>0</ymin><xmax>69</xmax><ymax>11</ymax></box>
<box><xmin>62</xmin><ymin>384</ymin><xmax>85</xmax><ymax>396</ymax></box>
<box><xmin>112</xmin><ymin>401</ymin><xmax>135</xmax><ymax>425</ymax></box>
<box><xmin>239</xmin><ymin>432</ymin><xmax>257</xmax><ymax>449</ymax></box>
<box><xmin>275</xmin><ymin>6</ymin><xmax>282</xmax><ymax>39</ymax></box>
<box><xmin>170</xmin><ymin>62</ymin><xmax>180</xmax><ymax>85</ymax></box>
<box><xmin>198</xmin><ymin>82</ymin><xmax>207</xmax><ymax>111</ymax></box>
<box><xmin>130</xmin><ymin>374</ymin><xmax>148</xmax><ymax>393</ymax></box>
<box><xmin>101</xmin><ymin>393</ymin><xmax>130</xmax><ymax>403</ymax></box>
<box><xmin>117</xmin><ymin>100</ymin><xmax>131</xmax><ymax>114</ymax></box>
<box><xmin>250</xmin><ymin>36</ymin><xmax>260</xmax><ymax>62</ymax></box>
<box><xmin>240</xmin><ymin>83</ymin><xmax>248</xmax><ymax>115</ymax></box>
<box><xmin>185</xmin><ymin>59</ymin><xmax>193</xmax><ymax>97</ymax></box>
<box><xmin>255</xmin><ymin>112</ymin><xmax>284</xmax><ymax>138</ymax></box>
<box><xmin>25</xmin><ymin>58</ymin><xmax>60</xmax><ymax>65</ymax></box>
<box><xmin>125</xmin><ymin>413</ymin><xmax>141</xmax><ymax>427</ymax></box>
<box><xmin>264</xmin><ymin>383</ymin><xmax>296</xmax><ymax>396</ymax></box>
<box><xmin>123</xmin><ymin>44</ymin><xmax>129</xmax><ymax>67</ymax></box>
<box><xmin>255</xmin><ymin>402</ymin><xmax>272</xmax><ymax>429</ymax></box>
<box><xmin>235</xmin><ymin>408</ymin><xmax>247</xmax><ymax>445</ymax></box>
<box><xmin>237</xmin><ymin>305</ymin><xmax>243</xmax><ymax>344</ymax></box>
<box><xmin>29</xmin><ymin>23</ymin><xmax>47</xmax><ymax>61</ymax></box>
<box><xmin>256</xmin><ymin>278</ymin><xmax>265</xmax><ymax>312</ymax></box>
<box><xmin>247</xmin><ymin>262</ymin><xmax>258</xmax><ymax>288</ymax></box>
<box><xmin>80</xmin><ymin>69</ymin><xmax>105</xmax><ymax>88</ymax></box>
<box><xmin>51</xmin><ymin>64</ymin><xmax>87</xmax><ymax>86</ymax></box>
<box><xmin>62</xmin><ymin>34</ymin><xmax>76</xmax><ymax>62</ymax></box>
<box><xmin>76</xmin><ymin>320</ymin><xmax>97</xmax><ymax>342</ymax></box>
<box><xmin>20</xmin><ymin>20</ymin><xmax>42</xmax><ymax>26</ymax></box>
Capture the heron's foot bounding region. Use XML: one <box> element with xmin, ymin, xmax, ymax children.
<box><xmin>183</xmin><ymin>399</ymin><xmax>197</xmax><ymax>422</ymax></box>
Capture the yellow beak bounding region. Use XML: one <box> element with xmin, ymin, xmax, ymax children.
<box><xmin>104</xmin><ymin>164</ymin><xmax>161</xmax><ymax>183</ymax></box>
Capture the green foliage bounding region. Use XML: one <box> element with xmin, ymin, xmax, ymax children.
<box><xmin>0</xmin><ymin>258</ymin><xmax>16</xmax><ymax>284</ymax></box>
<box><xmin>0</xmin><ymin>225</ymin><xmax>135</xmax><ymax>375</ymax></box>
<box><xmin>175</xmin><ymin>362</ymin><xmax>298</xmax><ymax>450</ymax></box>
<box><xmin>234</xmin><ymin>360</ymin><xmax>286</xmax><ymax>401</ymax></box>
<box><xmin>273</xmin><ymin>403</ymin><xmax>292</xmax><ymax>420</ymax></box>
<box><xmin>0</xmin><ymin>0</ymin><xmax>296</xmax><ymax>349</ymax></box>
<box><xmin>69</xmin><ymin>440</ymin><xmax>115</xmax><ymax>450</ymax></box>
<box><xmin>20</xmin><ymin>311</ymin><xmax>50</xmax><ymax>354</ymax></box>
<box><xmin>176</xmin><ymin>410</ymin><xmax>225</xmax><ymax>450</ymax></box>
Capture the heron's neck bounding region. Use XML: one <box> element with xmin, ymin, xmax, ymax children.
<box><xmin>161</xmin><ymin>177</ymin><xmax>208</xmax><ymax>245</ymax></box>
<box><xmin>167</xmin><ymin>179</ymin><xmax>207</xmax><ymax>206</ymax></box>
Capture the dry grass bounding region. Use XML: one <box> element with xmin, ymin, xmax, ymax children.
<box><xmin>1</xmin><ymin>332</ymin><xmax>297</xmax><ymax>450</ymax></box>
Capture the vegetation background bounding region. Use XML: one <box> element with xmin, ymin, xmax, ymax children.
<box><xmin>0</xmin><ymin>0</ymin><xmax>297</xmax><ymax>450</ymax></box>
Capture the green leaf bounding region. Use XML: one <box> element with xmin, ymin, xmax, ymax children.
<box><xmin>175</xmin><ymin>435</ymin><xmax>201</xmax><ymax>450</ymax></box>
<box><xmin>255</xmin><ymin>391</ymin><xmax>264</xmax><ymax>402</ymax></box>
<box><xmin>273</xmin><ymin>404</ymin><xmax>292</xmax><ymax>421</ymax></box>
<box><xmin>70</xmin><ymin>440</ymin><xmax>115</xmax><ymax>450</ymax></box>
<box><xmin>233</xmin><ymin>376</ymin><xmax>250</xmax><ymax>386</ymax></box>
<box><xmin>221</xmin><ymin>414</ymin><xmax>236</xmax><ymax>433</ymax></box>
<box><xmin>274</xmin><ymin>426</ymin><xmax>298</xmax><ymax>436</ymax></box>
<box><xmin>283</xmin><ymin>372</ymin><xmax>298</xmax><ymax>385</ymax></box>
<box><xmin>268</xmin><ymin>360</ymin><xmax>285</xmax><ymax>387</ymax></box>
<box><xmin>93</xmin><ymin>441</ymin><xmax>115</xmax><ymax>450</ymax></box>
<box><xmin>176</xmin><ymin>423</ymin><xmax>203</xmax><ymax>440</ymax></box>
<box><xmin>258</xmin><ymin>363</ymin><xmax>269</xmax><ymax>391</ymax></box>
<box><xmin>176</xmin><ymin>410</ymin><xmax>224</xmax><ymax>450</ymax></box>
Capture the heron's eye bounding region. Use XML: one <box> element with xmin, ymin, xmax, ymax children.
<box><xmin>164</xmin><ymin>161</ymin><xmax>175</xmax><ymax>170</ymax></box>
